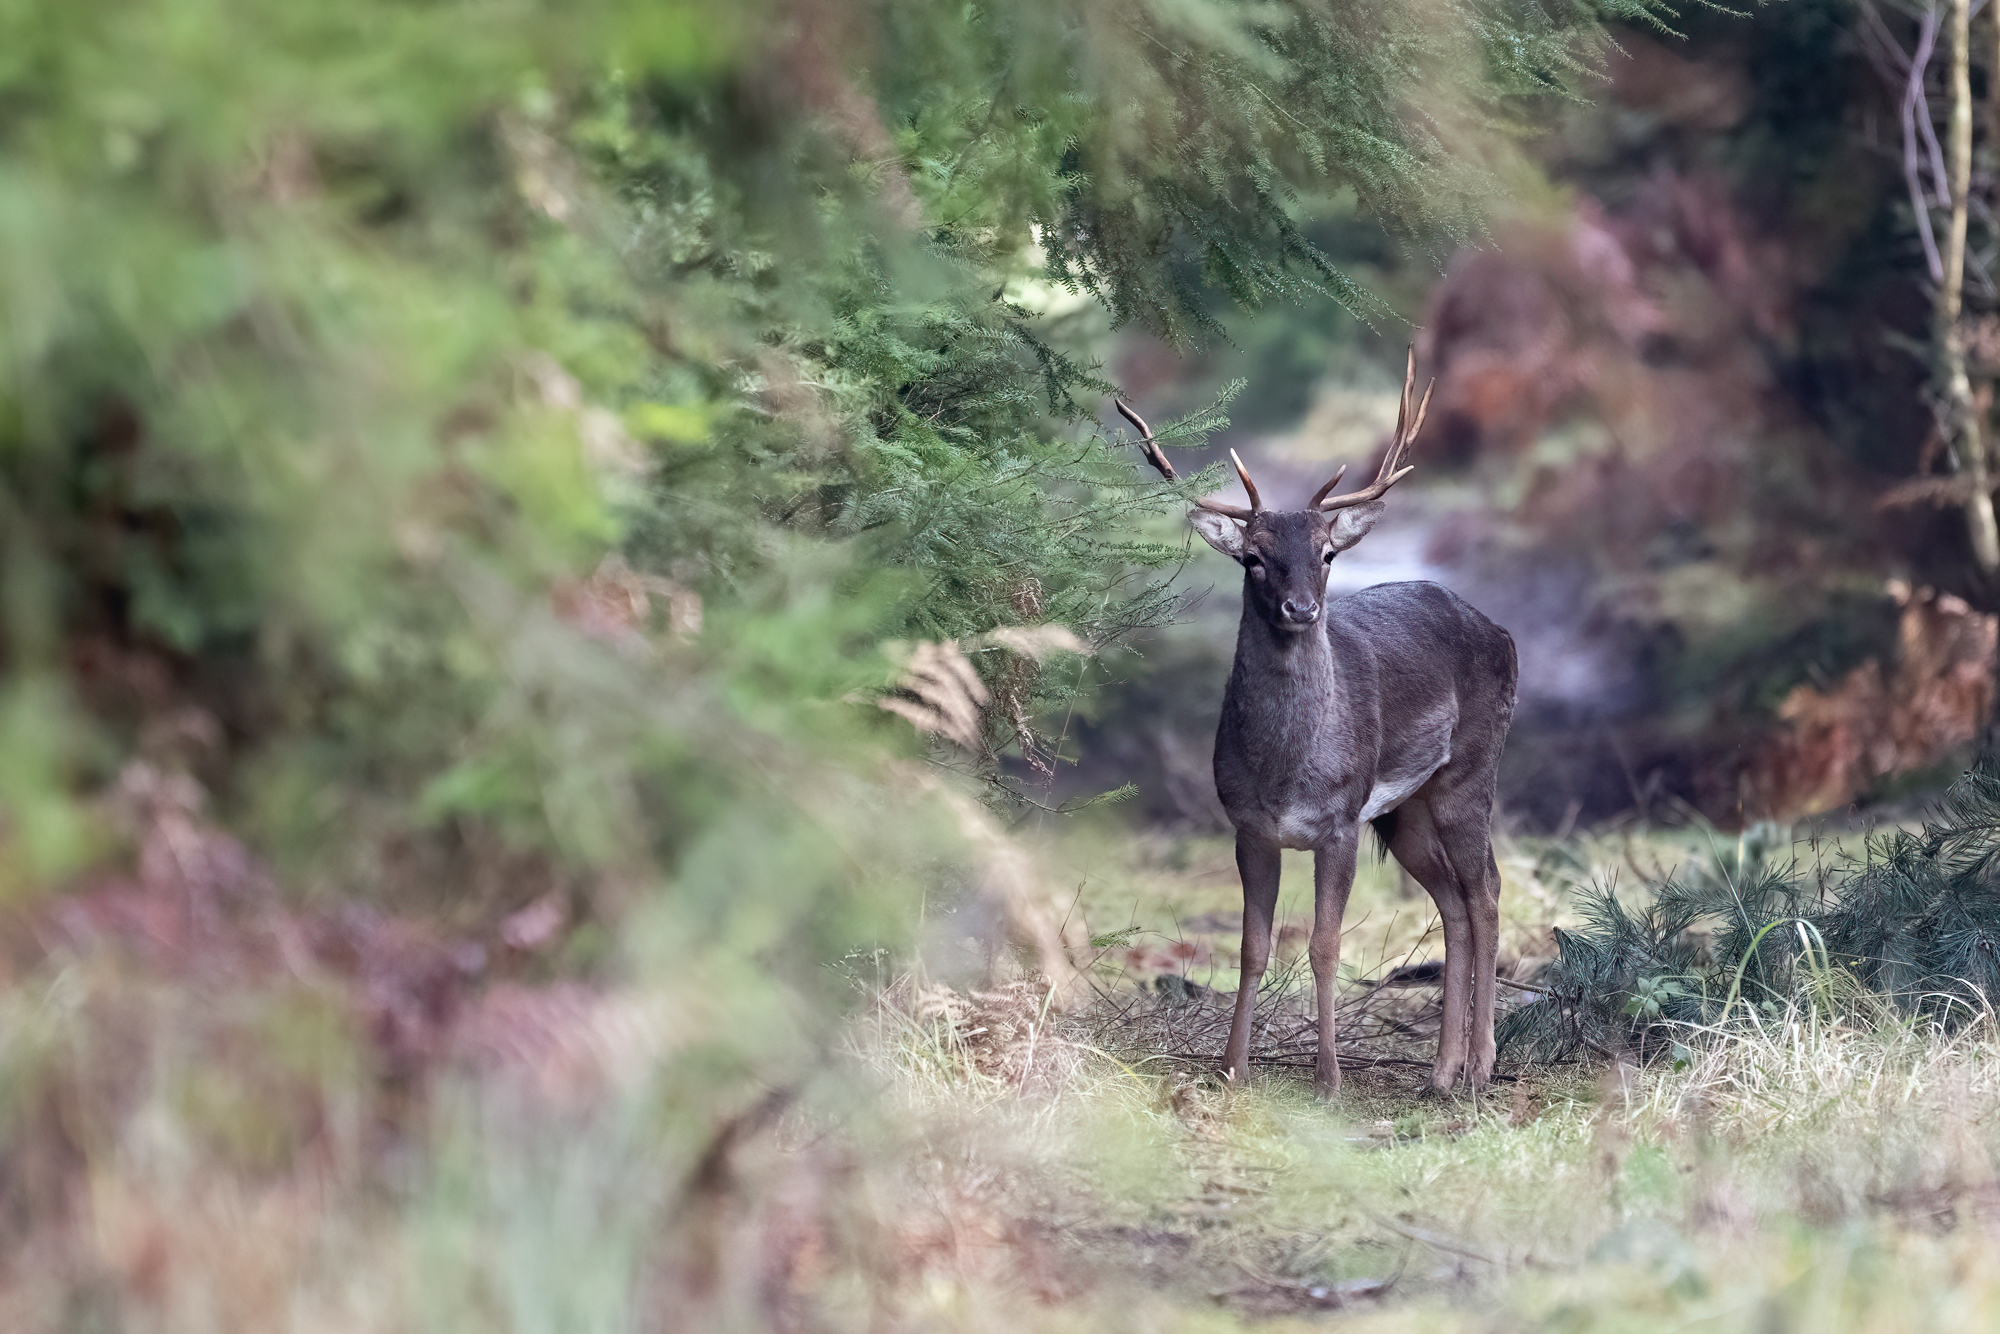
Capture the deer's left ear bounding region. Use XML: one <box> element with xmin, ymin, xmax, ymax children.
<box><xmin>1189</xmin><ymin>509</ymin><xmax>1247</xmax><ymax>559</ymax></box>
<box><xmin>1327</xmin><ymin>500</ymin><xmax>1385</xmax><ymax>552</ymax></box>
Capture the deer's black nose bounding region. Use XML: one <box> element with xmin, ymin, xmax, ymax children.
<box><xmin>1280</xmin><ymin>598</ymin><xmax>1320</xmax><ymax>625</ymax></box>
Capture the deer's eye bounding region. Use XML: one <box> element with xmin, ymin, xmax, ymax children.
<box><xmin>1322</xmin><ymin>548</ymin><xmax>1335</xmax><ymax>564</ymax></box>
<box><xmin>1242</xmin><ymin>554</ymin><xmax>1265</xmax><ymax>578</ymax></box>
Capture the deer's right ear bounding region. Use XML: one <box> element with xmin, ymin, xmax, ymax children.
<box><xmin>1189</xmin><ymin>510</ymin><xmax>1248</xmax><ymax>559</ymax></box>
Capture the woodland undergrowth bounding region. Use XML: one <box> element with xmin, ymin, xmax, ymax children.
<box><xmin>6</xmin><ymin>793</ymin><xmax>2000</xmax><ymax>1330</ymax></box>
<box><xmin>1504</xmin><ymin>759</ymin><xmax>2000</xmax><ymax>1064</ymax></box>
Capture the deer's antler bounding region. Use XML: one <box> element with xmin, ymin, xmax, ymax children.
<box><xmin>1114</xmin><ymin>398</ymin><xmax>1260</xmax><ymax>520</ymax></box>
<box><xmin>1314</xmin><ymin>345</ymin><xmax>1432</xmax><ymax>513</ymax></box>
<box><xmin>1305</xmin><ymin>463</ymin><xmax>1348</xmax><ymax>510</ymax></box>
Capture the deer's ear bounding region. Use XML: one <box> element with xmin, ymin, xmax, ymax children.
<box><xmin>1189</xmin><ymin>510</ymin><xmax>1248</xmax><ymax>559</ymax></box>
<box><xmin>1327</xmin><ymin>501</ymin><xmax>1385</xmax><ymax>552</ymax></box>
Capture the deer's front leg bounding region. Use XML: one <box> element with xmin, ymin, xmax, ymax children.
<box><xmin>1223</xmin><ymin>834</ymin><xmax>1282</xmax><ymax>1084</ymax></box>
<box><xmin>1310</xmin><ymin>829</ymin><xmax>1360</xmax><ymax>1100</ymax></box>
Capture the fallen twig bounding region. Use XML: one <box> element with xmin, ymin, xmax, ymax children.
<box><xmin>1367</xmin><ymin>1212</ymin><xmax>1506</xmax><ymax>1267</ymax></box>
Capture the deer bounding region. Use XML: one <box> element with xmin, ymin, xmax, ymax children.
<box><xmin>1116</xmin><ymin>351</ymin><xmax>1517</xmax><ymax>1097</ymax></box>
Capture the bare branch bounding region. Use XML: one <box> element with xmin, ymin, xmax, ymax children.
<box><xmin>1903</xmin><ymin>6</ymin><xmax>1946</xmax><ymax>282</ymax></box>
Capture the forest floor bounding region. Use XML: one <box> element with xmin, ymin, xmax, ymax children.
<box><xmin>846</xmin><ymin>816</ymin><xmax>2000</xmax><ymax>1331</ymax></box>
<box><xmin>6</xmin><ymin>814</ymin><xmax>2000</xmax><ymax>1331</ymax></box>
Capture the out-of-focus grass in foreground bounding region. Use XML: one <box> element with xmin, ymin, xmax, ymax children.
<box><xmin>9</xmin><ymin>820</ymin><xmax>2000</xmax><ymax>1332</ymax></box>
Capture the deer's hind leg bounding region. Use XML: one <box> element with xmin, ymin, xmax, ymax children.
<box><xmin>1435</xmin><ymin>814</ymin><xmax>1503</xmax><ymax>1087</ymax></box>
<box><xmin>1376</xmin><ymin>800</ymin><xmax>1475</xmax><ymax>1091</ymax></box>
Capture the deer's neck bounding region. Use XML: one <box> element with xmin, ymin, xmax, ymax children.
<box><xmin>1223</xmin><ymin>592</ymin><xmax>1344</xmax><ymax>726</ymax></box>
<box><xmin>1213</xmin><ymin>586</ymin><xmax>1371</xmax><ymax>843</ymax></box>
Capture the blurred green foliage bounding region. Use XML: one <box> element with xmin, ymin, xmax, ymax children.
<box><xmin>16</xmin><ymin>5</ymin><xmax>1981</xmax><ymax>1327</ymax></box>
<box><xmin>0</xmin><ymin>0</ymin><xmax>1652</xmax><ymax>881</ymax></box>
<box><xmin>0</xmin><ymin>8</ymin><xmax>1656</xmax><ymax>1295</ymax></box>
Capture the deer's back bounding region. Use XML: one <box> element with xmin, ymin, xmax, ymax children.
<box><xmin>1330</xmin><ymin>581</ymin><xmax>1516</xmax><ymax>714</ymax></box>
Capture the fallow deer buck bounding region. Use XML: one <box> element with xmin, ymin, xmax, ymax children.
<box><xmin>1117</xmin><ymin>351</ymin><xmax>1517</xmax><ymax>1096</ymax></box>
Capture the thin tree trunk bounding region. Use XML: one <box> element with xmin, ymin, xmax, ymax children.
<box><xmin>1983</xmin><ymin>6</ymin><xmax>2000</xmax><ymax>765</ymax></box>
<box><xmin>1946</xmin><ymin>0</ymin><xmax>1999</xmax><ymax>570</ymax></box>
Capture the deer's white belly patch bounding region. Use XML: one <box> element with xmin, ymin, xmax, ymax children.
<box><xmin>1265</xmin><ymin>750</ymin><xmax>1449</xmax><ymax>845</ymax></box>
<box><xmin>1238</xmin><ymin>705</ymin><xmax>1457</xmax><ymax>845</ymax></box>
<box><xmin>1356</xmin><ymin>763</ymin><xmax>1443</xmax><ymax>822</ymax></box>
<box><xmin>1356</xmin><ymin>720</ymin><xmax>1454</xmax><ymax>823</ymax></box>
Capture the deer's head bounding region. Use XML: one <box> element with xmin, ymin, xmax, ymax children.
<box><xmin>1116</xmin><ymin>350</ymin><xmax>1430</xmax><ymax>635</ymax></box>
<box><xmin>1189</xmin><ymin>506</ymin><xmax>1383</xmax><ymax>632</ymax></box>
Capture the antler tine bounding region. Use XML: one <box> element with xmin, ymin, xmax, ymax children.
<box><xmin>1318</xmin><ymin>345</ymin><xmax>1429</xmax><ymax>513</ymax></box>
<box><xmin>1114</xmin><ymin>397</ymin><xmax>1258</xmax><ymax>520</ymax></box>
<box><xmin>1406</xmin><ymin>375</ymin><xmax>1434</xmax><ymax>446</ymax></box>
<box><xmin>1114</xmin><ymin>398</ymin><xmax>1178</xmax><ymax>481</ymax></box>
<box><xmin>1194</xmin><ymin>496</ymin><xmax>1257</xmax><ymax>520</ymax></box>
<box><xmin>1393</xmin><ymin>343</ymin><xmax>1415</xmax><ymax>444</ymax></box>
<box><xmin>1306</xmin><ymin>464</ymin><xmax>1349</xmax><ymax>510</ymax></box>
<box><xmin>1194</xmin><ymin>494</ymin><xmax>1257</xmax><ymax>520</ymax></box>
<box><xmin>1228</xmin><ymin>448</ymin><xmax>1263</xmax><ymax>514</ymax></box>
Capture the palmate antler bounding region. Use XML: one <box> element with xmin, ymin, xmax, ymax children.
<box><xmin>1115</xmin><ymin>346</ymin><xmax>1431</xmax><ymax>517</ymax></box>
<box><xmin>1313</xmin><ymin>345</ymin><xmax>1431</xmax><ymax>512</ymax></box>
<box><xmin>1113</xmin><ymin>398</ymin><xmax>1263</xmax><ymax>520</ymax></box>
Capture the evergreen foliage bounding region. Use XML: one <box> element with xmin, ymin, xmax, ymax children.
<box><xmin>0</xmin><ymin>0</ymin><xmax>1676</xmax><ymax>1216</ymax></box>
<box><xmin>0</xmin><ymin>0</ymin><xmax>1661</xmax><ymax>867</ymax></box>
<box><xmin>1502</xmin><ymin>763</ymin><xmax>2000</xmax><ymax>1063</ymax></box>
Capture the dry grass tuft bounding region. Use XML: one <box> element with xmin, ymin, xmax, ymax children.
<box><xmin>869</xmin><ymin>975</ymin><xmax>1089</xmax><ymax>1096</ymax></box>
